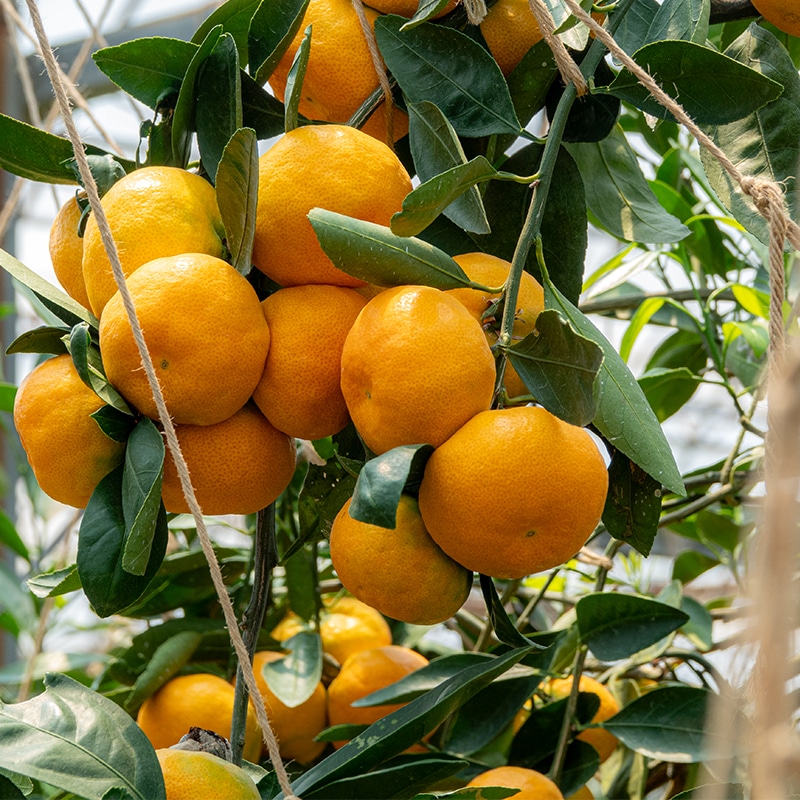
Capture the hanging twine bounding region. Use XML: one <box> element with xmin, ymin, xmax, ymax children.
<box><xmin>21</xmin><ymin>1</ymin><xmax>299</xmax><ymax>797</ymax></box>
<box><xmin>528</xmin><ymin>0</ymin><xmax>588</xmax><ymax>95</ymax></box>
<box><xmin>463</xmin><ymin>0</ymin><xmax>489</xmax><ymax>25</ymax></box>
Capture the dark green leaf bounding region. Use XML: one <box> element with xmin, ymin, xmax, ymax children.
<box><xmin>414</xmin><ymin>789</ymin><xmax>518</xmax><ymax>800</ymax></box>
<box><xmin>121</xmin><ymin>419</ymin><xmax>165</xmax><ymax>576</ymax></box>
<box><xmin>71</xmin><ymin>154</ymin><xmax>128</xmax><ymax>197</ymax></box>
<box><xmin>567</xmin><ymin>127</ymin><xmax>690</xmax><ymax>244</ymax></box>
<box><xmin>672</xmin><ymin>550</ymin><xmax>719</xmax><ymax>584</ymax></box>
<box><xmin>91</xmin><ymin>406</ymin><xmax>137</xmax><ymax>443</ymax></box>
<box><xmin>505</xmin><ymin>41</ymin><xmax>558</xmax><ymax>133</ymax></box>
<box><xmin>261</xmin><ymin>631</ymin><xmax>322</xmax><ymax>708</ymax></box>
<box><xmin>576</xmin><ymin>593</ymin><xmax>689</xmax><ymax>661</ymax></box>
<box><xmin>402</xmin><ymin>0</ymin><xmax>458</xmax><ymax>27</ymax></box>
<box><xmin>0</xmin><ymin>510</ymin><xmax>28</xmax><ymax>561</ymax></box>
<box><xmin>308</xmin><ymin>209</ymin><xmax>473</xmax><ymax>289</ymax></box>
<box><xmin>507</xmin><ymin>309</ymin><xmax>603</xmax><ymax>427</ymax></box>
<box><xmin>196</xmin><ymin>34</ymin><xmax>243</xmax><ymax>182</ymax></box>
<box><xmin>284</xmin><ymin>25</ymin><xmax>312</xmax><ymax>132</ymax></box>
<box><xmin>605</xmin><ymin>40</ymin><xmax>783</xmax><ymax>124</ymax></box>
<box><xmin>647</xmin><ymin>0</ymin><xmax>710</xmax><ymax>44</ymax></box>
<box><xmin>124</xmin><ymin>631</ymin><xmax>203</xmax><ymax>714</ymax></box>
<box><xmin>216</xmin><ymin>127</ymin><xmax>259</xmax><ymax>273</ymax></box>
<box><xmin>241</xmin><ymin>72</ymin><xmax>287</xmax><ymax>139</ymax></box>
<box><xmin>671</xmin><ymin>783</ymin><xmax>744</xmax><ymax>799</ymax></box>
<box><xmin>551</xmin><ymin>740</ymin><xmax>601</xmax><ymax>798</ymax></box>
<box><xmin>701</xmin><ymin>25</ymin><xmax>800</xmax><ymax>245</ymax></box>
<box><xmin>375</xmin><ymin>16</ymin><xmax>521</xmax><ymax>137</ymax></box>
<box><xmin>192</xmin><ymin>0</ymin><xmax>261</xmax><ymax>61</ymax></box>
<box><xmin>0</xmin><ymin>773</ymin><xmax>26</xmax><ymax>800</ymax></box>
<box><xmin>638</xmin><ymin>367</ymin><xmax>700</xmax><ymax>422</ymax></box>
<box><xmin>297</xmin><ymin>457</ymin><xmax>358</xmax><ymax>543</ymax></box>
<box><xmin>480</xmin><ymin>574</ymin><xmax>531</xmax><ymax>649</ymax></box>
<box><xmin>249</xmin><ymin>0</ymin><xmax>311</xmax><ymax>85</ymax></box>
<box><xmin>315</xmin><ymin>722</ymin><xmax>369</xmax><ymax>743</ymax></box>
<box><xmin>543</xmin><ymin>276</ymin><xmax>685</xmax><ymax>495</ymax></box>
<box><xmin>0</xmin><ymin>674</ymin><xmax>165</xmax><ymax>800</ymax></box>
<box><xmin>350</xmin><ymin>445</ymin><xmax>434</xmax><ymax>528</ymax></box>
<box><xmin>646</xmin><ymin>329</ymin><xmax>708</xmax><ymax>373</ymax></box>
<box><xmin>27</xmin><ymin>565</ymin><xmax>82</xmax><ymax>599</ymax></box>
<box><xmin>285</xmin><ymin>548</ymin><xmax>318</xmax><ymax>621</ymax></box>
<box><xmin>92</xmin><ymin>37</ymin><xmax>195</xmax><ymax>108</ymax></box>
<box><xmin>602</xmin><ymin>450</ymin><xmax>662</xmax><ymax>557</ymax></box>
<box><xmin>614</xmin><ymin>0</ymin><xmax>659</xmax><ymax>55</ymax></box>
<box><xmin>77</xmin><ymin>466</ymin><xmax>168</xmax><ymax>618</ymax></box>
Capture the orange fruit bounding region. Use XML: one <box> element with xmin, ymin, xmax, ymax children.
<box><xmin>546</xmin><ymin>675</ymin><xmax>621</xmax><ymax>763</ymax></box>
<box><xmin>340</xmin><ymin>285</ymin><xmax>496</xmax><ymax>454</ymax></box>
<box><xmin>82</xmin><ymin>166</ymin><xmax>225</xmax><ymax>316</ymax></box>
<box><xmin>330</xmin><ymin>496</ymin><xmax>471</xmax><ymax>625</ymax></box>
<box><xmin>268</xmin><ymin>0</ymin><xmax>409</xmax><ymax>143</ymax></box>
<box><xmin>252</xmin><ymin>124</ymin><xmax>412</xmax><ymax>288</ymax></box>
<box><xmin>418</xmin><ymin>406</ymin><xmax>608</xmax><ymax>579</ymax></box>
<box><xmin>326</xmin><ymin>645</ymin><xmax>429</xmax><ymax>748</ymax></box>
<box><xmin>467</xmin><ymin>766</ymin><xmax>564</xmax><ymax>800</ymax></box>
<box><xmin>13</xmin><ymin>354</ymin><xmax>125</xmax><ymax>508</ymax></box>
<box><xmin>137</xmin><ymin>673</ymin><xmax>261</xmax><ymax>763</ymax></box>
<box><xmin>446</xmin><ymin>252</ymin><xmax>544</xmax><ymax>399</ymax></box>
<box><xmin>252</xmin><ymin>285</ymin><xmax>367</xmax><ymax>441</ymax></box>
<box><xmin>271</xmin><ymin>595</ymin><xmax>392</xmax><ymax>666</ymax></box>
<box><xmin>368</xmin><ymin>0</ymin><xmax>458</xmax><ymax>16</ymax></box>
<box><xmin>248</xmin><ymin>650</ymin><xmax>327</xmax><ymax>764</ymax></box>
<box><xmin>156</xmin><ymin>748</ymin><xmax>260</xmax><ymax>800</ymax></box>
<box><xmin>752</xmin><ymin>0</ymin><xmax>800</xmax><ymax>35</ymax></box>
<box><xmin>99</xmin><ymin>253</ymin><xmax>270</xmax><ymax>426</ymax></box>
<box><xmin>49</xmin><ymin>195</ymin><xmax>91</xmax><ymax>308</ymax></box>
<box><xmin>480</xmin><ymin>0</ymin><xmax>544</xmax><ymax>75</ymax></box>
<box><xmin>567</xmin><ymin>786</ymin><xmax>594</xmax><ymax>800</ymax></box>
<box><xmin>160</xmin><ymin>404</ymin><xmax>296</xmax><ymax>516</ymax></box>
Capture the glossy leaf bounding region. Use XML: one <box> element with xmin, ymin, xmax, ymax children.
<box><xmin>261</xmin><ymin>632</ymin><xmax>322</xmax><ymax>708</ymax></box>
<box><xmin>308</xmin><ymin>209</ymin><xmax>473</xmax><ymax>288</ymax></box>
<box><xmin>646</xmin><ymin>0</ymin><xmax>710</xmax><ymax>44</ymax></box>
<box><xmin>567</xmin><ymin>127</ymin><xmax>690</xmax><ymax>244</ymax></box>
<box><xmin>249</xmin><ymin>0</ymin><xmax>310</xmax><ymax>85</ymax></box>
<box><xmin>349</xmin><ymin>445</ymin><xmax>433</xmax><ymax>529</ymax></box>
<box><xmin>543</xmin><ymin>276</ymin><xmax>685</xmax><ymax>495</ymax></box>
<box><xmin>0</xmin><ymin>673</ymin><xmax>165</xmax><ymax>800</ymax></box>
<box><xmin>402</xmin><ymin>0</ymin><xmax>457</xmax><ymax>27</ymax></box>
<box><xmin>216</xmin><ymin>127</ymin><xmax>259</xmax><ymax>274</ymax></box>
<box><xmin>297</xmin><ymin>457</ymin><xmax>359</xmax><ymax>542</ymax></box>
<box><xmin>92</xmin><ymin>37</ymin><xmax>196</xmax><ymax>108</ymax></box>
<box><xmin>192</xmin><ymin>0</ymin><xmax>260</xmax><ymax>60</ymax></box>
<box><xmin>480</xmin><ymin>574</ymin><xmax>532</xmax><ymax>649</ymax></box>
<box><xmin>602</xmin><ymin>450</ymin><xmax>663</xmax><ymax>557</ymax></box>
<box><xmin>576</xmin><ymin>593</ymin><xmax>689</xmax><ymax>661</ymax></box>
<box><xmin>638</xmin><ymin>366</ymin><xmax>700</xmax><ymax>423</ymax></box>
<box><xmin>67</xmin><ymin>324</ymin><xmax>132</xmax><ymax>414</ymax></box>
<box><xmin>507</xmin><ymin>309</ymin><xmax>603</xmax><ymax>426</ymax></box>
<box><xmin>27</xmin><ymin>566</ymin><xmax>82</xmax><ymax>599</ymax></box>
<box><xmin>91</xmin><ymin>405</ymin><xmax>137</xmax><ymax>443</ymax></box>
<box><xmin>375</xmin><ymin>16</ymin><xmax>521</xmax><ymax>137</ymax></box>
<box><xmin>284</xmin><ymin>25</ymin><xmax>312</xmax><ymax>132</ymax></box>
<box><xmin>605</xmin><ymin>40</ymin><xmax>783</xmax><ymax>124</ymax></box>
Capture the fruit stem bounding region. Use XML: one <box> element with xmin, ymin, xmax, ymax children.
<box><xmin>230</xmin><ymin>504</ymin><xmax>278</xmax><ymax>766</ymax></box>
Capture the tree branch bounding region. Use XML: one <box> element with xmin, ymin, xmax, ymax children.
<box><xmin>710</xmin><ymin>0</ymin><xmax>757</xmax><ymax>24</ymax></box>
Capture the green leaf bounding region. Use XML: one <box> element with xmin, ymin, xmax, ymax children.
<box><xmin>505</xmin><ymin>41</ymin><xmax>559</xmax><ymax>132</ymax></box>
<box><xmin>414</xmin><ymin>789</ymin><xmax>518</xmax><ymax>800</ymax></box>
<box><xmin>602</xmin><ymin>450</ymin><xmax>663</xmax><ymax>557</ymax></box>
<box><xmin>0</xmin><ymin>563</ymin><xmax>37</xmax><ymax>636</ymax></box>
<box><xmin>261</xmin><ymin>631</ymin><xmax>322</xmax><ymax>708</ymax></box>
<box><xmin>671</xmin><ymin>784</ymin><xmax>743</xmax><ymax>799</ymax></box>
<box><xmin>681</xmin><ymin>595</ymin><xmax>713</xmax><ymax>652</ymax></box>
<box><xmin>308</xmin><ymin>209</ymin><xmax>473</xmax><ymax>289</ymax></box>
<box><xmin>349</xmin><ymin>445</ymin><xmax>434</xmax><ymax>529</ymax></box>
<box><xmin>0</xmin><ymin>248</ymin><xmax>98</xmax><ymax>329</ymax></box>
<box><xmin>550</xmin><ymin>740</ymin><xmax>601</xmax><ymax>798</ymax></box>
<box><xmin>216</xmin><ymin>127</ymin><xmax>259</xmax><ymax>274</ymax></box>
<box><xmin>0</xmin><ymin>674</ymin><xmax>166</xmax><ymax>800</ymax></box>
<box><xmin>0</xmin><ymin>382</ymin><xmax>16</xmax><ymax>413</ymax></box>
<box><xmin>0</xmin><ymin>774</ymin><xmax>26</xmax><ymax>800</ymax></box>
<box><xmin>576</xmin><ymin>593</ymin><xmax>689</xmax><ymax>661</ymax></box>
<box><xmin>480</xmin><ymin>574</ymin><xmax>532</xmax><ymax>649</ymax></box>
<box><xmin>297</xmin><ymin>457</ymin><xmax>358</xmax><ymax>542</ymax></box>
<box><xmin>27</xmin><ymin>565</ymin><xmax>82</xmax><ymax>599</ymax></box>
<box><xmin>196</xmin><ymin>34</ymin><xmax>243</xmax><ymax>182</ymax></box>
<box><xmin>91</xmin><ymin>406</ymin><xmax>137</xmax><ymax>443</ymax></box>
<box><xmin>192</xmin><ymin>0</ymin><xmax>261</xmax><ymax>61</ymax></box>
<box><xmin>0</xmin><ymin>114</ymin><xmax>135</xmax><ymax>184</ymax></box>
<box><xmin>638</xmin><ymin>367</ymin><xmax>700</xmax><ymax>422</ymax></box>
<box><xmin>172</xmin><ymin>26</ymin><xmax>223</xmax><ymax>168</ymax></box>
<box><xmin>402</xmin><ymin>0</ymin><xmax>458</xmax><ymax>27</ymax></box>
<box><xmin>249</xmin><ymin>0</ymin><xmax>311</xmax><ymax>85</ymax></box>
<box><xmin>543</xmin><ymin>276</ymin><xmax>685</xmax><ymax>496</ymax></box>
<box><xmin>374</xmin><ymin>16</ymin><xmax>521</xmax><ymax>137</ymax></box>
<box><xmin>285</xmin><ymin>547</ymin><xmax>319</xmax><ymax>622</ymax></box>
<box><xmin>614</xmin><ymin>0</ymin><xmax>659</xmax><ymax>55</ymax></box>
<box><xmin>284</xmin><ymin>25</ymin><xmax>312</xmax><ymax>133</ymax></box>
<box><xmin>288</xmin><ymin>646</ymin><xmax>536</xmax><ymax>798</ymax></box>
<box><xmin>602</xmin><ymin>686</ymin><xmax>734</xmax><ymax>762</ymax></box>
<box><xmin>241</xmin><ymin>72</ymin><xmax>287</xmax><ymax>139</ymax></box>
<box><xmin>92</xmin><ymin>37</ymin><xmax>196</xmax><ymax>109</ymax></box>
<box><xmin>701</xmin><ymin>24</ymin><xmax>800</xmax><ymax>245</ymax></box>
<box><xmin>0</xmin><ymin>510</ymin><xmax>27</xmax><ymax>561</ymax></box>
<box><xmin>77</xmin><ymin>465</ymin><xmax>168</xmax><ymax>618</ymax></box>
<box><xmin>646</xmin><ymin>0</ymin><xmax>710</xmax><ymax>44</ymax></box>
<box><xmin>567</xmin><ymin>127</ymin><xmax>690</xmax><ymax>244</ymax></box>
<box><xmin>123</xmin><ymin>631</ymin><xmax>203</xmax><ymax>714</ymax></box>
<box><xmin>605</xmin><ymin>40</ymin><xmax>783</xmax><ymax>124</ymax></box>
<box><xmin>672</xmin><ymin>551</ymin><xmax>719</xmax><ymax>584</ymax></box>
<box><xmin>507</xmin><ymin>309</ymin><xmax>603</xmax><ymax>427</ymax></box>
<box><xmin>121</xmin><ymin>419</ymin><xmax>165</xmax><ymax>577</ymax></box>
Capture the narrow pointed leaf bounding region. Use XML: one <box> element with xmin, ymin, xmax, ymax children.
<box><xmin>91</xmin><ymin>406</ymin><xmax>137</xmax><ymax>443</ymax></box>
<box><xmin>261</xmin><ymin>632</ymin><xmax>323</xmax><ymax>708</ymax></box>
<box><xmin>241</xmin><ymin>72</ymin><xmax>288</xmax><ymax>139</ymax></box>
<box><xmin>27</xmin><ymin>566</ymin><xmax>82</xmax><ymax>599</ymax></box>
<box><xmin>0</xmin><ymin>511</ymin><xmax>27</xmax><ymax>561</ymax></box>
<box><xmin>249</xmin><ymin>0</ymin><xmax>311</xmax><ymax>85</ymax></box>
<box><xmin>284</xmin><ymin>26</ymin><xmax>312</xmax><ymax>133</ymax></box>
<box><xmin>402</xmin><ymin>0</ymin><xmax>457</xmax><ymax>27</ymax></box>
<box><xmin>480</xmin><ymin>574</ymin><xmax>531</xmax><ymax>648</ymax></box>
<box><xmin>5</xmin><ymin>326</ymin><xmax>69</xmax><ymax>356</ymax></box>
<box><xmin>192</xmin><ymin>0</ymin><xmax>261</xmax><ymax>60</ymax></box>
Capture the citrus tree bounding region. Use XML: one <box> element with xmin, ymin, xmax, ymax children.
<box><xmin>0</xmin><ymin>0</ymin><xmax>797</xmax><ymax>798</ymax></box>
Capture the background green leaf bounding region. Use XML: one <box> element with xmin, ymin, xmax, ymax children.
<box><xmin>261</xmin><ymin>631</ymin><xmax>322</xmax><ymax>708</ymax></box>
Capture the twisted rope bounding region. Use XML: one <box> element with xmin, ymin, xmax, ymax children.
<box><xmin>528</xmin><ymin>0</ymin><xmax>588</xmax><ymax>95</ymax></box>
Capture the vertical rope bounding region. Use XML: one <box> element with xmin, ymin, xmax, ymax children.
<box><xmin>21</xmin><ymin>2</ymin><xmax>299</xmax><ymax>797</ymax></box>
<box><xmin>527</xmin><ymin>0</ymin><xmax>588</xmax><ymax>95</ymax></box>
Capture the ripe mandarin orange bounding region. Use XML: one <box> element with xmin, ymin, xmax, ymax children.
<box><xmin>13</xmin><ymin>354</ymin><xmax>125</xmax><ymax>508</ymax></box>
<box><xmin>82</xmin><ymin>166</ymin><xmax>225</xmax><ymax>315</ymax></box>
<box><xmin>252</xmin><ymin>285</ymin><xmax>367</xmax><ymax>441</ymax></box>
<box><xmin>480</xmin><ymin>0</ymin><xmax>544</xmax><ymax>75</ymax></box>
<box><xmin>137</xmin><ymin>674</ymin><xmax>261</xmax><ymax>763</ymax></box>
<box><xmin>249</xmin><ymin>650</ymin><xmax>327</xmax><ymax>764</ymax></box>
<box><xmin>327</xmin><ymin>645</ymin><xmax>429</xmax><ymax>748</ymax></box>
<box><xmin>446</xmin><ymin>252</ymin><xmax>544</xmax><ymax>399</ymax></box>
<box><xmin>49</xmin><ymin>195</ymin><xmax>91</xmax><ymax>308</ymax></box>
<box><xmin>467</xmin><ymin>766</ymin><xmax>564</xmax><ymax>800</ymax></box>
<box><xmin>368</xmin><ymin>0</ymin><xmax>458</xmax><ymax>16</ymax></box>
<box><xmin>252</xmin><ymin>124</ymin><xmax>411</xmax><ymax>288</ymax></box>
<box><xmin>418</xmin><ymin>406</ymin><xmax>609</xmax><ymax>579</ymax></box>
<box><xmin>99</xmin><ymin>253</ymin><xmax>270</xmax><ymax>426</ymax></box>
<box><xmin>271</xmin><ymin>595</ymin><xmax>392</xmax><ymax>666</ymax></box>
<box><xmin>160</xmin><ymin>404</ymin><xmax>296</xmax><ymax>516</ymax></box>
<box><xmin>340</xmin><ymin>285</ymin><xmax>496</xmax><ymax>454</ymax></box>
<box><xmin>752</xmin><ymin>0</ymin><xmax>800</xmax><ymax>35</ymax></box>
<box><xmin>567</xmin><ymin>785</ymin><xmax>594</xmax><ymax>800</ymax></box>
<box><xmin>330</xmin><ymin>496</ymin><xmax>471</xmax><ymax>625</ymax></box>
<box><xmin>156</xmin><ymin>748</ymin><xmax>260</xmax><ymax>800</ymax></box>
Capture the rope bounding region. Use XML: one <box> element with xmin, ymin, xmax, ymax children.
<box><xmin>528</xmin><ymin>0</ymin><xmax>588</xmax><ymax>95</ymax></box>
<box><xmin>21</xmin><ymin>2</ymin><xmax>299</xmax><ymax>797</ymax></box>
<box><xmin>463</xmin><ymin>0</ymin><xmax>488</xmax><ymax>25</ymax></box>
<box><xmin>351</xmin><ymin>0</ymin><xmax>395</xmax><ymax>145</ymax></box>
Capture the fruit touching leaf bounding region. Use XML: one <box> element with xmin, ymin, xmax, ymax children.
<box><xmin>284</xmin><ymin>25</ymin><xmax>312</xmax><ymax>133</ymax></box>
<box><xmin>248</xmin><ymin>0</ymin><xmax>311</xmax><ymax>85</ymax></box>
<box><xmin>5</xmin><ymin>326</ymin><xmax>69</xmax><ymax>357</ymax></box>
<box><xmin>261</xmin><ymin>631</ymin><xmax>322</xmax><ymax>708</ymax></box>
<box><xmin>402</xmin><ymin>0</ymin><xmax>456</xmax><ymax>28</ymax></box>
<box><xmin>576</xmin><ymin>593</ymin><xmax>689</xmax><ymax>661</ymax></box>
<box><xmin>192</xmin><ymin>0</ymin><xmax>261</xmax><ymax>60</ymax></box>
<box><xmin>91</xmin><ymin>406</ymin><xmax>137</xmax><ymax>443</ymax></box>
<box><xmin>297</xmin><ymin>457</ymin><xmax>358</xmax><ymax>542</ymax></box>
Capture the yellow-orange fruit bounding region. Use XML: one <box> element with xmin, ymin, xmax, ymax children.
<box><xmin>368</xmin><ymin>0</ymin><xmax>457</xmax><ymax>16</ymax></box>
<box><xmin>467</xmin><ymin>766</ymin><xmax>564</xmax><ymax>800</ymax></box>
<box><xmin>480</xmin><ymin>0</ymin><xmax>543</xmax><ymax>75</ymax></box>
<box><xmin>752</xmin><ymin>0</ymin><xmax>800</xmax><ymax>36</ymax></box>
<box><xmin>49</xmin><ymin>196</ymin><xmax>91</xmax><ymax>308</ymax></box>
<box><xmin>156</xmin><ymin>749</ymin><xmax>260</xmax><ymax>799</ymax></box>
